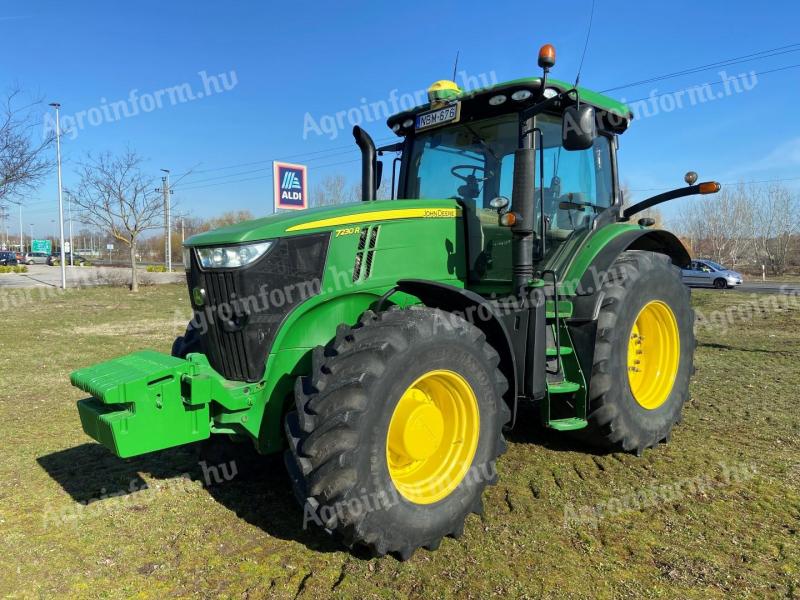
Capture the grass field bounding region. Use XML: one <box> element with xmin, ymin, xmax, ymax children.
<box><xmin>0</xmin><ymin>284</ymin><xmax>798</xmax><ymax>599</ymax></box>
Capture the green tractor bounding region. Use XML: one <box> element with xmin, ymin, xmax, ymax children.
<box><xmin>71</xmin><ymin>44</ymin><xmax>720</xmax><ymax>558</ymax></box>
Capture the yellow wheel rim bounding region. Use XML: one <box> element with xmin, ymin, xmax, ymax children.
<box><xmin>386</xmin><ymin>370</ymin><xmax>480</xmax><ymax>504</ymax></box>
<box><xmin>627</xmin><ymin>300</ymin><xmax>680</xmax><ymax>410</ymax></box>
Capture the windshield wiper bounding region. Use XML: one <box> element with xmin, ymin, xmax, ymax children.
<box><xmin>463</xmin><ymin>123</ymin><xmax>500</xmax><ymax>163</ymax></box>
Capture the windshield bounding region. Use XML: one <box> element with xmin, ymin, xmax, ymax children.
<box><xmin>704</xmin><ymin>260</ymin><xmax>725</xmax><ymax>271</ymax></box>
<box><xmin>402</xmin><ymin>111</ymin><xmax>616</xmax><ymax>285</ymax></box>
<box><xmin>406</xmin><ymin>114</ymin><xmax>518</xmax><ymax>206</ymax></box>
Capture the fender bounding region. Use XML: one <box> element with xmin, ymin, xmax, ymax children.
<box><xmin>395</xmin><ymin>279</ymin><xmax>519</xmax><ymax>424</ymax></box>
<box><xmin>568</xmin><ymin>228</ymin><xmax>690</xmax><ymax>322</ymax></box>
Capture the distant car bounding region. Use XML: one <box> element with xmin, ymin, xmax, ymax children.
<box><xmin>47</xmin><ymin>252</ymin><xmax>88</xmax><ymax>266</ymax></box>
<box><xmin>681</xmin><ymin>259</ymin><xmax>743</xmax><ymax>289</ymax></box>
<box><xmin>22</xmin><ymin>251</ymin><xmax>50</xmax><ymax>265</ymax></box>
<box><xmin>0</xmin><ymin>251</ymin><xmax>18</xmax><ymax>266</ymax></box>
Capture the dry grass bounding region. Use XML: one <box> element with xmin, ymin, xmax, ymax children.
<box><xmin>0</xmin><ymin>284</ymin><xmax>798</xmax><ymax>599</ymax></box>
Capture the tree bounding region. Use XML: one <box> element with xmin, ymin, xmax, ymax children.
<box><xmin>312</xmin><ymin>174</ymin><xmax>348</xmax><ymax>207</ymax></box>
<box><xmin>752</xmin><ymin>184</ymin><xmax>800</xmax><ymax>275</ymax></box>
<box><xmin>351</xmin><ymin>176</ymin><xmax>392</xmax><ymax>202</ymax></box>
<box><xmin>620</xmin><ymin>182</ymin><xmax>664</xmax><ymax>228</ymax></box>
<box><xmin>163</xmin><ymin>210</ymin><xmax>255</xmax><ymax>260</ymax></box>
<box><xmin>675</xmin><ymin>183</ymin><xmax>754</xmax><ymax>267</ymax></box>
<box><xmin>66</xmin><ymin>150</ymin><xmax>164</xmax><ymax>292</ymax></box>
<box><xmin>0</xmin><ymin>88</ymin><xmax>54</xmax><ymax>202</ymax></box>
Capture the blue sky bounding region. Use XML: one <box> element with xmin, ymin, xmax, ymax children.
<box><xmin>2</xmin><ymin>0</ymin><xmax>799</xmax><ymax>236</ymax></box>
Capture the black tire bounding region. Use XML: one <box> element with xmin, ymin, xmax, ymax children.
<box><xmin>171</xmin><ymin>321</ymin><xmax>204</xmax><ymax>358</ymax></box>
<box><xmin>713</xmin><ymin>277</ymin><xmax>727</xmax><ymax>289</ymax></box>
<box><xmin>284</xmin><ymin>306</ymin><xmax>510</xmax><ymax>559</ymax></box>
<box><xmin>575</xmin><ymin>251</ymin><xmax>695</xmax><ymax>455</ymax></box>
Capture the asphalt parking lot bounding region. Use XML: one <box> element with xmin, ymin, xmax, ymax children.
<box><xmin>0</xmin><ymin>264</ymin><xmax>184</xmax><ymax>288</ymax></box>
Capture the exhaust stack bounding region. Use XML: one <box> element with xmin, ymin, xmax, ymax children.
<box><xmin>353</xmin><ymin>126</ymin><xmax>376</xmax><ymax>201</ymax></box>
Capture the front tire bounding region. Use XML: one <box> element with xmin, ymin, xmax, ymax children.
<box><xmin>713</xmin><ymin>277</ymin><xmax>727</xmax><ymax>289</ymax></box>
<box><xmin>576</xmin><ymin>251</ymin><xmax>695</xmax><ymax>455</ymax></box>
<box><xmin>284</xmin><ymin>307</ymin><xmax>510</xmax><ymax>559</ymax></box>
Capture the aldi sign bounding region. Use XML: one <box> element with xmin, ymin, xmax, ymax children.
<box><xmin>273</xmin><ymin>161</ymin><xmax>308</xmax><ymax>211</ymax></box>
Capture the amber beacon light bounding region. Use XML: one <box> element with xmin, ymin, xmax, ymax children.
<box><xmin>538</xmin><ymin>44</ymin><xmax>556</xmax><ymax>69</ymax></box>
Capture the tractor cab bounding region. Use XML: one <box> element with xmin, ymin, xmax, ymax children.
<box><xmin>379</xmin><ymin>50</ymin><xmax>632</xmax><ymax>293</ymax></box>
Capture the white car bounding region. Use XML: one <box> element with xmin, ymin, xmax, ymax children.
<box><xmin>681</xmin><ymin>259</ymin><xmax>743</xmax><ymax>289</ymax></box>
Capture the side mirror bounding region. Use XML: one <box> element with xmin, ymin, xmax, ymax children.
<box><xmin>562</xmin><ymin>105</ymin><xmax>597</xmax><ymax>151</ymax></box>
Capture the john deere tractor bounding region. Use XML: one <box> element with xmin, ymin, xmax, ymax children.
<box><xmin>71</xmin><ymin>44</ymin><xmax>720</xmax><ymax>558</ymax></box>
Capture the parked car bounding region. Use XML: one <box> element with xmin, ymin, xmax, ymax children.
<box><xmin>0</xmin><ymin>251</ymin><xmax>19</xmax><ymax>266</ymax></box>
<box><xmin>681</xmin><ymin>259</ymin><xmax>743</xmax><ymax>289</ymax></box>
<box><xmin>22</xmin><ymin>251</ymin><xmax>50</xmax><ymax>265</ymax></box>
<box><xmin>47</xmin><ymin>252</ymin><xmax>88</xmax><ymax>266</ymax></box>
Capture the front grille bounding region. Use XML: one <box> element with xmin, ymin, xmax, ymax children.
<box><xmin>186</xmin><ymin>233</ymin><xmax>330</xmax><ymax>382</ymax></box>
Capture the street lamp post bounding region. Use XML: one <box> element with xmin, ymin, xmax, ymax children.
<box><xmin>160</xmin><ymin>168</ymin><xmax>172</xmax><ymax>272</ymax></box>
<box><xmin>68</xmin><ymin>194</ymin><xmax>74</xmax><ymax>266</ymax></box>
<box><xmin>50</xmin><ymin>102</ymin><xmax>66</xmax><ymax>289</ymax></box>
<box><xmin>6</xmin><ymin>200</ymin><xmax>24</xmax><ymax>253</ymax></box>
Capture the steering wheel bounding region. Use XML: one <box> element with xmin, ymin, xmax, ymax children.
<box><xmin>450</xmin><ymin>165</ymin><xmax>490</xmax><ymax>183</ymax></box>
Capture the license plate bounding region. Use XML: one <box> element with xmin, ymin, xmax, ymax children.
<box><xmin>415</xmin><ymin>103</ymin><xmax>461</xmax><ymax>131</ymax></box>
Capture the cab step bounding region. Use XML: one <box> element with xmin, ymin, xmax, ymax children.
<box><xmin>547</xmin><ymin>417</ymin><xmax>588</xmax><ymax>431</ymax></box>
<box><xmin>545</xmin><ymin>346</ymin><xmax>574</xmax><ymax>357</ymax></box>
<box><xmin>547</xmin><ymin>380</ymin><xmax>581</xmax><ymax>394</ymax></box>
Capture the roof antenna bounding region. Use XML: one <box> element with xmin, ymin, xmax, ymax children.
<box><xmin>452</xmin><ymin>50</ymin><xmax>460</xmax><ymax>82</ymax></box>
<box><xmin>574</xmin><ymin>0</ymin><xmax>596</xmax><ymax>88</ymax></box>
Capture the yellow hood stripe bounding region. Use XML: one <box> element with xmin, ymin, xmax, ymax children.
<box><xmin>285</xmin><ymin>208</ymin><xmax>461</xmax><ymax>232</ymax></box>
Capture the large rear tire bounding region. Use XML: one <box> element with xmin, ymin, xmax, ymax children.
<box><xmin>575</xmin><ymin>251</ymin><xmax>695</xmax><ymax>455</ymax></box>
<box><xmin>284</xmin><ymin>306</ymin><xmax>510</xmax><ymax>559</ymax></box>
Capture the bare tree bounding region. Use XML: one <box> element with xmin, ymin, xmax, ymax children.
<box><xmin>66</xmin><ymin>150</ymin><xmax>163</xmax><ymax>291</ymax></box>
<box><xmin>0</xmin><ymin>88</ymin><xmax>54</xmax><ymax>202</ymax></box>
<box><xmin>351</xmin><ymin>176</ymin><xmax>392</xmax><ymax>202</ymax></box>
<box><xmin>675</xmin><ymin>183</ymin><xmax>754</xmax><ymax>267</ymax></box>
<box><xmin>752</xmin><ymin>184</ymin><xmax>800</xmax><ymax>275</ymax></box>
<box><xmin>313</xmin><ymin>174</ymin><xmax>348</xmax><ymax>207</ymax></box>
<box><xmin>620</xmin><ymin>181</ymin><xmax>664</xmax><ymax>228</ymax></box>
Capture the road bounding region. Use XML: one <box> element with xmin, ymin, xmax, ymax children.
<box><xmin>3</xmin><ymin>265</ymin><xmax>799</xmax><ymax>295</ymax></box>
<box><xmin>729</xmin><ymin>281</ymin><xmax>800</xmax><ymax>295</ymax></box>
<box><xmin>0</xmin><ymin>264</ymin><xmax>184</xmax><ymax>289</ymax></box>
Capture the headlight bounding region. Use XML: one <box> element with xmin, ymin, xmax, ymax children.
<box><xmin>194</xmin><ymin>241</ymin><xmax>273</xmax><ymax>269</ymax></box>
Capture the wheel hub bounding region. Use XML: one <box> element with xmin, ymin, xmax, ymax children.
<box><xmin>386</xmin><ymin>370</ymin><xmax>480</xmax><ymax>504</ymax></box>
<box><xmin>387</xmin><ymin>389</ymin><xmax>445</xmax><ymax>461</ymax></box>
<box><xmin>627</xmin><ymin>300</ymin><xmax>680</xmax><ymax>410</ymax></box>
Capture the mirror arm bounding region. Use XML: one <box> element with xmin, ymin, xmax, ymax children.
<box><xmin>622</xmin><ymin>182</ymin><xmax>721</xmax><ymax>220</ymax></box>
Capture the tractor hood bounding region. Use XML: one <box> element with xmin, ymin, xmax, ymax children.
<box><xmin>184</xmin><ymin>199</ymin><xmax>462</xmax><ymax>246</ymax></box>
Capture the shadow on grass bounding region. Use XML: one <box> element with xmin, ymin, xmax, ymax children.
<box><xmin>698</xmin><ymin>341</ymin><xmax>792</xmax><ymax>354</ymax></box>
<box><xmin>36</xmin><ymin>439</ymin><xmax>343</xmax><ymax>555</ymax></box>
<box><xmin>505</xmin><ymin>401</ymin><xmax>616</xmax><ymax>456</ymax></box>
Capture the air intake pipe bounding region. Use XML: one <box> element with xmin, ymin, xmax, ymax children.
<box><xmin>353</xmin><ymin>125</ymin><xmax>376</xmax><ymax>201</ymax></box>
<box><xmin>511</xmin><ymin>147</ymin><xmax>537</xmax><ymax>295</ymax></box>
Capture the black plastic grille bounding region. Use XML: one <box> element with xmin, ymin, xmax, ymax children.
<box><xmin>186</xmin><ymin>232</ymin><xmax>330</xmax><ymax>382</ymax></box>
<box><xmin>352</xmin><ymin>225</ymin><xmax>380</xmax><ymax>283</ymax></box>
